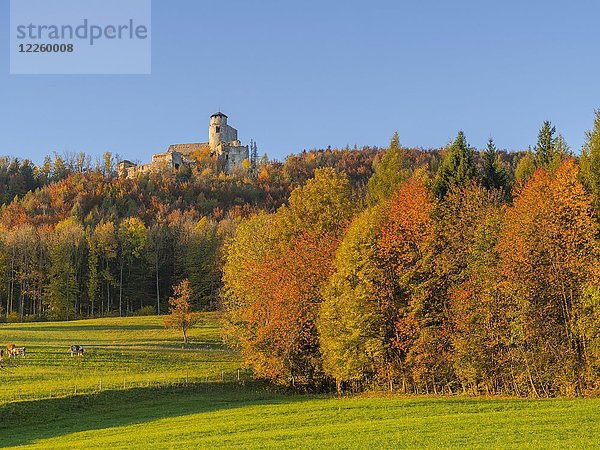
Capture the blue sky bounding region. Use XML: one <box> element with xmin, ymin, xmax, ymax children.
<box><xmin>1</xmin><ymin>0</ymin><xmax>599</xmax><ymax>163</ymax></box>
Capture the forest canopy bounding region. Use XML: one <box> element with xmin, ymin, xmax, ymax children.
<box><xmin>1</xmin><ymin>114</ymin><xmax>599</xmax><ymax>397</ymax></box>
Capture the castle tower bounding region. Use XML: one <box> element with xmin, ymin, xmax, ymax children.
<box><xmin>208</xmin><ymin>112</ymin><xmax>248</xmax><ymax>172</ymax></box>
<box><xmin>209</xmin><ymin>111</ymin><xmax>238</xmax><ymax>152</ymax></box>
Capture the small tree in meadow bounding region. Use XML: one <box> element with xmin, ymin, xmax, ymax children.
<box><xmin>163</xmin><ymin>279</ymin><xmax>201</xmax><ymax>344</ymax></box>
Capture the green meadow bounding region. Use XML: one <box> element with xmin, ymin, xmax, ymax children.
<box><xmin>0</xmin><ymin>316</ymin><xmax>598</xmax><ymax>449</ymax></box>
<box><xmin>0</xmin><ymin>314</ymin><xmax>241</xmax><ymax>403</ymax></box>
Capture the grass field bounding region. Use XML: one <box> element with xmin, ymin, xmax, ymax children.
<box><xmin>0</xmin><ymin>316</ymin><xmax>599</xmax><ymax>449</ymax></box>
<box><xmin>0</xmin><ymin>314</ymin><xmax>241</xmax><ymax>403</ymax></box>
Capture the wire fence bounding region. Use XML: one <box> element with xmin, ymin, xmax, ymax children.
<box><xmin>1</xmin><ymin>368</ymin><xmax>253</xmax><ymax>404</ymax></box>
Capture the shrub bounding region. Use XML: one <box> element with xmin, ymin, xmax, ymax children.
<box><xmin>135</xmin><ymin>306</ymin><xmax>157</xmax><ymax>316</ymax></box>
<box><xmin>7</xmin><ymin>312</ymin><xmax>20</xmax><ymax>323</ymax></box>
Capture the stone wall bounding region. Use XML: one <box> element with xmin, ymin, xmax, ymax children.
<box><xmin>167</xmin><ymin>142</ymin><xmax>209</xmax><ymax>156</ymax></box>
<box><xmin>119</xmin><ymin>113</ymin><xmax>251</xmax><ymax>178</ymax></box>
<box><xmin>225</xmin><ymin>145</ymin><xmax>249</xmax><ymax>171</ymax></box>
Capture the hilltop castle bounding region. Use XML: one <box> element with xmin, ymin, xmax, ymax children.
<box><xmin>118</xmin><ymin>112</ymin><xmax>251</xmax><ymax>178</ymax></box>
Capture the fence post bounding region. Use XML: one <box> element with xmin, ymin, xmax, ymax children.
<box><xmin>99</xmin><ymin>378</ymin><xmax>103</xmax><ymax>391</ymax></box>
<box><xmin>74</xmin><ymin>385</ymin><xmax>77</xmax><ymax>395</ymax></box>
<box><xmin>221</xmin><ymin>370</ymin><xmax>224</xmax><ymax>382</ymax></box>
<box><xmin>123</xmin><ymin>376</ymin><xmax>126</xmax><ymax>389</ymax></box>
<box><xmin>237</xmin><ymin>369</ymin><xmax>240</xmax><ymax>382</ymax></box>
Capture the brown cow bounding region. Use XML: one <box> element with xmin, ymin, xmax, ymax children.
<box><xmin>6</xmin><ymin>344</ymin><xmax>25</xmax><ymax>358</ymax></box>
<box><xmin>10</xmin><ymin>347</ymin><xmax>25</xmax><ymax>358</ymax></box>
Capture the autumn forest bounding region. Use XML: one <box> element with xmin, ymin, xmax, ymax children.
<box><xmin>1</xmin><ymin>113</ymin><xmax>600</xmax><ymax>397</ymax></box>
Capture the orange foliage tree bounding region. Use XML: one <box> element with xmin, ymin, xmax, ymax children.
<box><xmin>243</xmin><ymin>232</ymin><xmax>338</xmax><ymax>384</ymax></box>
<box><xmin>377</xmin><ymin>176</ymin><xmax>443</xmax><ymax>392</ymax></box>
<box><xmin>498</xmin><ymin>159</ymin><xmax>599</xmax><ymax>396</ymax></box>
<box><xmin>163</xmin><ymin>279</ymin><xmax>201</xmax><ymax>344</ymax></box>
<box><xmin>222</xmin><ymin>168</ymin><xmax>354</xmax><ymax>385</ymax></box>
<box><xmin>442</xmin><ymin>184</ymin><xmax>508</xmax><ymax>394</ymax></box>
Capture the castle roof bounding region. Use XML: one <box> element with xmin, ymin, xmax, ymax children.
<box><xmin>211</xmin><ymin>111</ymin><xmax>228</xmax><ymax>118</ymax></box>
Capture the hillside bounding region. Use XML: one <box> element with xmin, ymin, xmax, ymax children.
<box><xmin>0</xmin><ymin>147</ymin><xmax>382</xmax><ymax>319</ymax></box>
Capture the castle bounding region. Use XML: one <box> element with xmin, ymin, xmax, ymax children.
<box><xmin>118</xmin><ymin>112</ymin><xmax>250</xmax><ymax>178</ymax></box>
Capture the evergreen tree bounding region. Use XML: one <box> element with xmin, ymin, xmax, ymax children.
<box><xmin>533</xmin><ymin>120</ymin><xmax>570</xmax><ymax>170</ymax></box>
<box><xmin>480</xmin><ymin>138</ymin><xmax>508</xmax><ymax>192</ymax></box>
<box><xmin>534</xmin><ymin>120</ymin><xmax>557</xmax><ymax>168</ymax></box>
<box><xmin>432</xmin><ymin>131</ymin><xmax>476</xmax><ymax>198</ymax></box>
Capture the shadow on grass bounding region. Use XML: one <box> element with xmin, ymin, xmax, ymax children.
<box><xmin>0</xmin><ymin>382</ymin><xmax>307</xmax><ymax>447</ymax></box>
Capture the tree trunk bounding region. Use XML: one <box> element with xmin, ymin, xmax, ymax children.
<box><xmin>104</xmin><ymin>281</ymin><xmax>108</xmax><ymax>315</ymax></box>
<box><xmin>119</xmin><ymin>258</ymin><xmax>123</xmax><ymax>317</ymax></box>
<box><xmin>9</xmin><ymin>246</ymin><xmax>15</xmax><ymax>315</ymax></box>
<box><xmin>155</xmin><ymin>249</ymin><xmax>160</xmax><ymax>315</ymax></box>
<box><xmin>18</xmin><ymin>286</ymin><xmax>24</xmax><ymax>322</ymax></box>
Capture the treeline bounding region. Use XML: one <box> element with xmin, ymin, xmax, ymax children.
<box><xmin>0</xmin><ymin>152</ymin><xmax>116</xmax><ymax>204</ymax></box>
<box><xmin>0</xmin><ymin>210</ymin><xmax>225</xmax><ymax>321</ymax></box>
<box><xmin>0</xmin><ymin>146</ymin><xmax>380</xmax><ymax>320</ymax></box>
<box><xmin>222</xmin><ymin>117</ymin><xmax>600</xmax><ymax>397</ymax></box>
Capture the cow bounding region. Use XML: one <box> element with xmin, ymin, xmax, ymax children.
<box><xmin>0</xmin><ymin>348</ymin><xmax>3</xmax><ymax>362</ymax></box>
<box><xmin>8</xmin><ymin>347</ymin><xmax>25</xmax><ymax>358</ymax></box>
<box><xmin>69</xmin><ymin>345</ymin><xmax>84</xmax><ymax>357</ymax></box>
